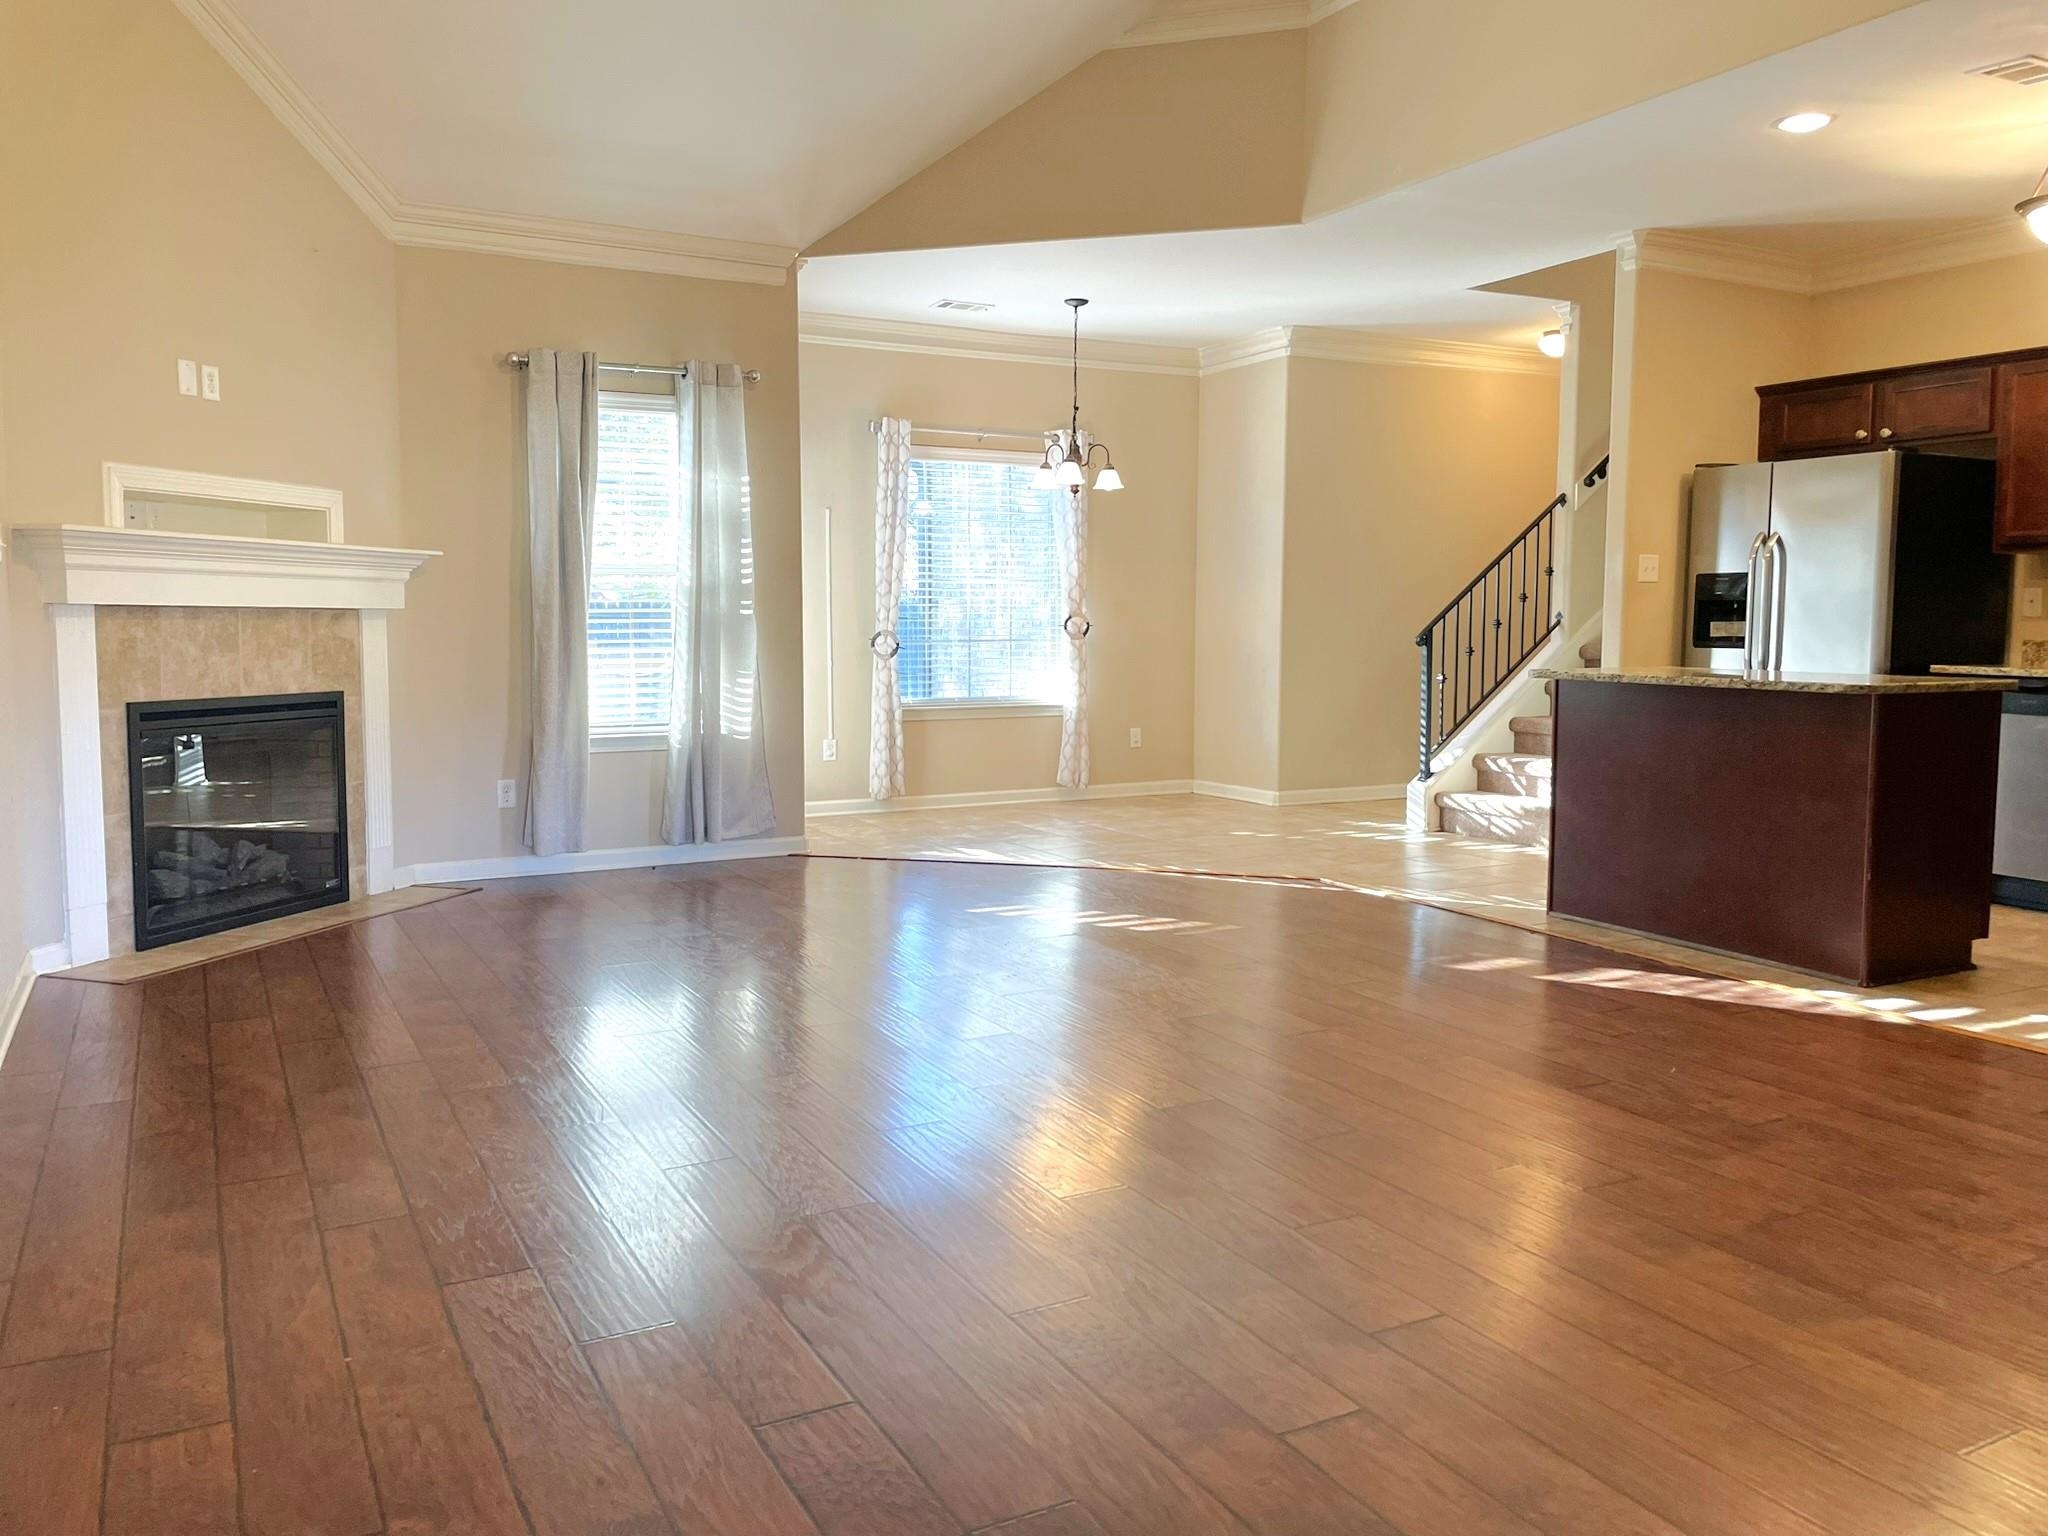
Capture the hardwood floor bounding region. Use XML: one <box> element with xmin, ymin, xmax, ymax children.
<box><xmin>7</xmin><ymin>853</ymin><xmax>2048</xmax><ymax>1534</ymax></box>
<box><xmin>807</xmin><ymin>795</ymin><xmax>2048</xmax><ymax>1052</ymax></box>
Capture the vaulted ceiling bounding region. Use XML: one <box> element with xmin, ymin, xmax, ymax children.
<box><xmin>181</xmin><ymin>0</ymin><xmax>1153</xmax><ymax>252</ymax></box>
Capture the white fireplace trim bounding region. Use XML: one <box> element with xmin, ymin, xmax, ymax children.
<box><xmin>14</xmin><ymin>524</ymin><xmax>437</xmax><ymax>966</ymax></box>
<box><xmin>14</xmin><ymin>524</ymin><xmax>436</xmax><ymax>610</ymax></box>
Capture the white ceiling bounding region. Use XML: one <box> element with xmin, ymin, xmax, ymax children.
<box><xmin>208</xmin><ymin>0</ymin><xmax>1152</xmax><ymax>249</ymax></box>
<box><xmin>801</xmin><ymin>0</ymin><xmax>2048</xmax><ymax>347</ymax></box>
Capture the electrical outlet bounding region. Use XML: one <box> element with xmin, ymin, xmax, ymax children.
<box><xmin>1128</xmin><ymin>726</ymin><xmax>1142</xmax><ymax>748</ymax></box>
<box><xmin>495</xmin><ymin>778</ymin><xmax>517</xmax><ymax>809</ymax></box>
<box><xmin>2025</xmin><ymin>586</ymin><xmax>2044</xmax><ymax>620</ymax></box>
<box><xmin>1636</xmin><ymin>553</ymin><xmax>1661</xmax><ymax>583</ymax></box>
<box><xmin>176</xmin><ymin>359</ymin><xmax>198</xmax><ymax>396</ymax></box>
<box><xmin>200</xmin><ymin>364</ymin><xmax>221</xmax><ymax>402</ymax></box>
<box><xmin>821</xmin><ymin>738</ymin><xmax>838</xmax><ymax>762</ymax></box>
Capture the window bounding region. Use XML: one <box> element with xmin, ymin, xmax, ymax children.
<box><xmin>589</xmin><ymin>394</ymin><xmax>680</xmax><ymax>735</ymax></box>
<box><xmin>899</xmin><ymin>453</ymin><xmax>1065</xmax><ymax>706</ymax></box>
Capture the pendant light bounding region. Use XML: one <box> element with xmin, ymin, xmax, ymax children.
<box><xmin>1033</xmin><ymin>298</ymin><xmax>1124</xmax><ymax>494</ymax></box>
<box><xmin>2020</xmin><ymin>164</ymin><xmax>2048</xmax><ymax>245</ymax></box>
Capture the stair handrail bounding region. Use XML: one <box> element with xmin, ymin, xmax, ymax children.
<box><xmin>1414</xmin><ymin>490</ymin><xmax>1567</xmax><ymax>781</ymax></box>
<box><xmin>1581</xmin><ymin>454</ymin><xmax>1609</xmax><ymax>489</ymax></box>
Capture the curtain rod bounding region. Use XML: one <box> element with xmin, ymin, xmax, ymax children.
<box><xmin>869</xmin><ymin>419</ymin><xmax>1051</xmax><ymax>441</ymax></box>
<box><xmin>505</xmin><ymin>352</ymin><xmax>760</xmax><ymax>385</ymax></box>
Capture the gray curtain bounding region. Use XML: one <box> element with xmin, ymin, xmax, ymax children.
<box><xmin>661</xmin><ymin>362</ymin><xmax>777</xmax><ymax>844</ymax></box>
<box><xmin>522</xmin><ymin>349</ymin><xmax>598</xmax><ymax>855</ymax></box>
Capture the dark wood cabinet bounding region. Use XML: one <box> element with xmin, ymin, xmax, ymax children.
<box><xmin>1759</xmin><ymin>347</ymin><xmax>2048</xmax><ymax>549</ymax></box>
<box><xmin>1758</xmin><ymin>381</ymin><xmax>1873</xmax><ymax>457</ymax></box>
<box><xmin>1877</xmin><ymin>366</ymin><xmax>1993</xmax><ymax>444</ymax></box>
<box><xmin>1996</xmin><ymin>358</ymin><xmax>2048</xmax><ymax>551</ymax></box>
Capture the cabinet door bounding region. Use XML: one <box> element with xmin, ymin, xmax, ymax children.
<box><xmin>1876</xmin><ymin>366</ymin><xmax>1994</xmax><ymax>444</ymax></box>
<box><xmin>1996</xmin><ymin>359</ymin><xmax>2048</xmax><ymax>550</ymax></box>
<box><xmin>1759</xmin><ymin>382</ymin><xmax>1875</xmax><ymax>458</ymax></box>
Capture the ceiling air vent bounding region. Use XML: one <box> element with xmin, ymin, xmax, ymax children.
<box><xmin>930</xmin><ymin>299</ymin><xmax>996</xmax><ymax>313</ymax></box>
<box><xmin>1970</xmin><ymin>55</ymin><xmax>2048</xmax><ymax>85</ymax></box>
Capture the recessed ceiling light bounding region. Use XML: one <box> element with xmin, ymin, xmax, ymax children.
<box><xmin>1773</xmin><ymin>111</ymin><xmax>1835</xmax><ymax>134</ymax></box>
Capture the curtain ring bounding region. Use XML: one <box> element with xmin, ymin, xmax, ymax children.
<box><xmin>1063</xmin><ymin>614</ymin><xmax>1092</xmax><ymax>640</ymax></box>
<box><xmin>869</xmin><ymin>629</ymin><xmax>901</xmax><ymax>660</ymax></box>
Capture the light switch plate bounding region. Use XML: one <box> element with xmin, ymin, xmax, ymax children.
<box><xmin>2024</xmin><ymin>586</ymin><xmax>2044</xmax><ymax>620</ymax></box>
<box><xmin>176</xmin><ymin>359</ymin><xmax>198</xmax><ymax>396</ymax></box>
<box><xmin>1636</xmin><ymin>553</ymin><xmax>1661</xmax><ymax>583</ymax></box>
<box><xmin>1128</xmin><ymin>727</ymin><xmax>1142</xmax><ymax>748</ymax></box>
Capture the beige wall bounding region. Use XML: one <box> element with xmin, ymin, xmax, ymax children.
<box><xmin>1610</xmin><ymin>266</ymin><xmax>1813</xmax><ymax>666</ymax></box>
<box><xmin>1192</xmin><ymin>360</ymin><xmax>1290</xmax><ymax>791</ymax></box>
<box><xmin>798</xmin><ymin>343</ymin><xmax>1199</xmax><ymax>801</ymax></box>
<box><xmin>808</xmin><ymin>32</ymin><xmax>1306</xmax><ymax>256</ymax></box>
<box><xmin>1302</xmin><ymin>0</ymin><xmax>1916</xmax><ymax>219</ymax></box>
<box><xmin>392</xmin><ymin>250</ymin><xmax>803</xmax><ymax>862</ymax></box>
<box><xmin>0</xmin><ymin>0</ymin><xmax>403</xmax><ymax>969</ymax></box>
<box><xmin>1276</xmin><ymin>357</ymin><xmax>1560</xmax><ymax>790</ymax></box>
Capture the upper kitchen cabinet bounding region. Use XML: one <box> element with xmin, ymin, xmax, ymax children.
<box><xmin>1995</xmin><ymin>357</ymin><xmax>2048</xmax><ymax>550</ymax></box>
<box><xmin>1876</xmin><ymin>366</ymin><xmax>1994</xmax><ymax>444</ymax></box>
<box><xmin>1759</xmin><ymin>347</ymin><xmax>2048</xmax><ymax>550</ymax></box>
<box><xmin>1758</xmin><ymin>380</ymin><xmax>1874</xmax><ymax>457</ymax></box>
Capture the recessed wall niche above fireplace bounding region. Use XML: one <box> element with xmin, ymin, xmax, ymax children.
<box><xmin>127</xmin><ymin>692</ymin><xmax>350</xmax><ymax>950</ymax></box>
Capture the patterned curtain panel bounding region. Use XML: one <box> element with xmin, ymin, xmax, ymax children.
<box><xmin>521</xmin><ymin>349</ymin><xmax>598</xmax><ymax>855</ymax></box>
<box><xmin>1054</xmin><ymin>481</ymin><xmax>1091</xmax><ymax>789</ymax></box>
<box><xmin>661</xmin><ymin>362</ymin><xmax>776</xmax><ymax>844</ymax></box>
<box><xmin>868</xmin><ymin>418</ymin><xmax>912</xmax><ymax>800</ymax></box>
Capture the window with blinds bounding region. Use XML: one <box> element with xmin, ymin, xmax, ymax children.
<box><xmin>899</xmin><ymin>454</ymin><xmax>1064</xmax><ymax>705</ymax></box>
<box><xmin>589</xmin><ymin>395</ymin><xmax>681</xmax><ymax>734</ymax></box>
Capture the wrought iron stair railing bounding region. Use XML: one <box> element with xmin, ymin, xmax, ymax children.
<box><xmin>1415</xmin><ymin>493</ymin><xmax>1564</xmax><ymax>780</ymax></box>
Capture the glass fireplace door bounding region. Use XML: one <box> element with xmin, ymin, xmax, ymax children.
<box><xmin>128</xmin><ymin>692</ymin><xmax>350</xmax><ymax>950</ymax></box>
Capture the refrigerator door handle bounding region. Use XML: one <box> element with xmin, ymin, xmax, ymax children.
<box><xmin>1767</xmin><ymin>531</ymin><xmax>1788</xmax><ymax>672</ymax></box>
<box><xmin>1744</xmin><ymin>531</ymin><xmax>1770</xmax><ymax>671</ymax></box>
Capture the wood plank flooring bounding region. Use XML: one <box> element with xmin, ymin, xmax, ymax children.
<box><xmin>807</xmin><ymin>794</ymin><xmax>2048</xmax><ymax>1052</ymax></box>
<box><xmin>7</xmin><ymin>854</ymin><xmax>2048</xmax><ymax>1534</ymax></box>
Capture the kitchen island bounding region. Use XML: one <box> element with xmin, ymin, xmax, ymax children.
<box><xmin>1537</xmin><ymin>667</ymin><xmax>2009</xmax><ymax>985</ymax></box>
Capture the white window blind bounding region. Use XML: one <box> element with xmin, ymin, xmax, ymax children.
<box><xmin>589</xmin><ymin>395</ymin><xmax>681</xmax><ymax>734</ymax></box>
<box><xmin>899</xmin><ymin>455</ymin><xmax>1064</xmax><ymax>705</ymax></box>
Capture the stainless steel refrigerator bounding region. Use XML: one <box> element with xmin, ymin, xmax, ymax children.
<box><xmin>1684</xmin><ymin>451</ymin><xmax>2010</xmax><ymax>675</ymax></box>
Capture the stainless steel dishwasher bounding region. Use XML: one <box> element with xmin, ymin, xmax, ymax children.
<box><xmin>1995</xmin><ymin>686</ymin><xmax>2048</xmax><ymax>911</ymax></box>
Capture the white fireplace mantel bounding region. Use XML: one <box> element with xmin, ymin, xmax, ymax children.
<box><xmin>9</xmin><ymin>523</ymin><xmax>439</xmax><ymax>967</ymax></box>
<box><xmin>13</xmin><ymin>523</ymin><xmax>437</xmax><ymax>610</ymax></box>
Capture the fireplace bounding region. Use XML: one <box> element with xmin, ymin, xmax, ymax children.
<box><xmin>126</xmin><ymin>692</ymin><xmax>350</xmax><ymax>950</ymax></box>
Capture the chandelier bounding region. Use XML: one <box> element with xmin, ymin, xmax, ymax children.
<box><xmin>1033</xmin><ymin>298</ymin><xmax>1124</xmax><ymax>494</ymax></box>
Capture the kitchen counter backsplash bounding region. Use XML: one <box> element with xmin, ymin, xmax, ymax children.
<box><xmin>2024</xmin><ymin>639</ymin><xmax>2048</xmax><ymax>669</ymax></box>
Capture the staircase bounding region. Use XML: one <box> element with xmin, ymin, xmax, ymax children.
<box><xmin>1436</xmin><ymin>691</ymin><xmax>1554</xmax><ymax>848</ymax></box>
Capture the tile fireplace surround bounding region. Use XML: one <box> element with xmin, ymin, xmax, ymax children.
<box><xmin>12</xmin><ymin>525</ymin><xmax>436</xmax><ymax>965</ymax></box>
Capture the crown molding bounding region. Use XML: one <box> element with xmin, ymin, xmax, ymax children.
<box><xmin>1619</xmin><ymin>219</ymin><xmax>2044</xmax><ymax>298</ymax></box>
<box><xmin>1810</xmin><ymin>216</ymin><xmax>2040</xmax><ymax>293</ymax></box>
<box><xmin>173</xmin><ymin>0</ymin><xmax>795</xmax><ymax>285</ymax></box>
<box><xmin>1113</xmin><ymin>0</ymin><xmax>1358</xmax><ymax>47</ymax></box>
<box><xmin>1196</xmin><ymin>325</ymin><xmax>1555</xmax><ymax>377</ymax></box>
<box><xmin>798</xmin><ymin>314</ymin><xmax>1202</xmax><ymax>375</ymax></box>
<box><xmin>1624</xmin><ymin>230</ymin><xmax>1813</xmax><ymax>294</ymax></box>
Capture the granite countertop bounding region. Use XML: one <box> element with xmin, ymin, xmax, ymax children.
<box><xmin>1929</xmin><ymin>664</ymin><xmax>2048</xmax><ymax>680</ymax></box>
<box><xmin>1534</xmin><ymin>666</ymin><xmax>2012</xmax><ymax>694</ymax></box>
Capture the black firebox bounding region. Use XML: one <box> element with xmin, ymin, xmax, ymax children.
<box><xmin>126</xmin><ymin>692</ymin><xmax>349</xmax><ymax>951</ymax></box>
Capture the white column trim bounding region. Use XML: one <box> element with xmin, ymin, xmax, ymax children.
<box><xmin>359</xmin><ymin>610</ymin><xmax>395</xmax><ymax>894</ymax></box>
<box><xmin>52</xmin><ymin>605</ymin><xmax>109</xmax><ymax>965</ymax></box>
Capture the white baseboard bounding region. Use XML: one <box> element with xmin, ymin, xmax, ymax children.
<box><xmin>1192</xmin><ymin>781</ymin><xmax>1406</xmax><ymax>807</ymax></box>
<box><xmin>1</xmin><ymin>944</ymin><xmax>73</xmax><ymax>1072</ymax></box>
<box><xmin>806</xmin><ymin>779</ymin><xmax>1193</xmax><ymax>817</ymax></box>
<box><xmin>399</xmin><ymin>835</ymin><xmax>809</xmax><ymax>885</ymax></box>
